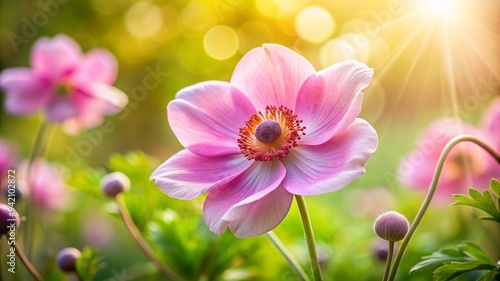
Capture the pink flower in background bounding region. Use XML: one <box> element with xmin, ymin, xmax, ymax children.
<box><xmin>0</xmin><ymin>34</ymin><xmax>127</xmax><ymax>133</ymax></box>
<box><xmin>482</xmin><ymin>98</ymin><xmax>500</xmax><ymax>150</ymax></box>
<box><xmin>18</xmin><ymin>159</ymin><xmax>69</xmax><ymax>210</ymax></box>
<box><xmin>398</xmin><ymin>98</ymin><xmax>500</xmax><ymax>203</ymax></box>
<box><xmin>0</xmin><ymin>139</ymin><xmax>18</xmax><ymax>178</ymax></box>
<box><xmin>151</xmin><ymin>44</ymin><xmax>378</xmax><ymax>238</ymax></box>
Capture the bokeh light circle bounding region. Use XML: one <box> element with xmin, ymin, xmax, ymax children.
<box><xmin>339</xmin><ymin>33</ymin><xmax>371</xmax><ymax>62</ymax></box>
<box><xmin>295</xmin><ymin>6</ymin><xmax>336</xmax><ymax>43</ymax></box>
<box><xmin>319</xmin><ymin>39</ymin><xmax>355</xmax><ymax>67</ymax></box>
<box><xmin>204</xmin><ymin>26</ymin><xmax>239</xmax><ymax>60</ymax></box>
<box><xmin>273</xmin><ymin>0</ymin><xmax>308</xmax><ymax>13</ymax></box>
<box><xmin>125</xmin><ymin>1</ymin><xmax>163</xmax><ymax>38</ymax></box>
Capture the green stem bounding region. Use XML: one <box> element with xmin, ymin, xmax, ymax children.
<box><xmin>295</xmin><ymin>195</ymin><xmax>323</xmax><ymax>281</ymax></box>
<box><xmin>266</xmin><ymin>231</ymin><xmax>309</xmax><ymax>281</ymax></box>
<box><xmin>115</xmin><ymin>195</ymin><xmax>182</xmax><ymax>281</ymax></box>
<box><xmin>387</xmin><ymin>135</ymin><xmax>500</xmax><ymax>281</ymax></box>
<box><xmin>26</xmin><ymin>122</ymin><xmax>50</xmax><ymax>257</ymax></box>
<box><xmin>15</xmin><ymin>242</ymin><xmax>43</xmax><ymax>281</ymax></box>
<box><xmin>382</xmin><ymin>241</ymin><xmax>394</xmax><ymax>281</ymax></box>
<box><xmin>28</xmin><ymin>122</ymin><xmax>50</xmax><ymax>169</ymax></box>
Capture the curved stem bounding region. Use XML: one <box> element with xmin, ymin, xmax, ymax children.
<box><xmin>115</xmin><ymin>195</ymin><xmax>182</xmax><ymax>281</ymax></box>
<box><xmin>387</xmin><ymin>135</ymin><xmax>500</xmax><ymax>281</ymax></box>
<box><xmin>266</xmin><ymin>231</ymin><xmax>309</xmax><ymax>281</ymax></box>
<box><xmin>382</xmin><ymin>241</ymin><xmax>394</xmax><ymax>281</ymax></box>
<box><xmin>15</xmin><ymin>242</ymin><xmax>43</xmax><ymax>281</ymax></box>
<box><xmin>295</xmin><ymin>195</ymin><xmax>323</xmax><ymax>281</ymax></box>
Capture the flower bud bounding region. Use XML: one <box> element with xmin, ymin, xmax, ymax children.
<box><xmin>100</xmin><ymin>172</ymin><xmax>130</xmax><ymax>197</ymax></box>
<box><xmin>56</xmin><ymin>247</ymin><xmax>81</xmax><ymax>272</ymax></box>
<box><xmin>0</xmin><ymin>203</ymin><xmax>20</xmax><ymax>235</ymax></box>
<box><xmin>373</xmin><ymin>211</ymin><xmax>410</xmax><ymax>241</ymax></box>
<box><xmin>373</xmin><ymin>243</ymin><xmax>389</xmax><ymax>261</ymax></box>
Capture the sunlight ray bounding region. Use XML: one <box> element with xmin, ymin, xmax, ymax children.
<box><xmin>392</xmin><ymin>22</ymin><xmax>437</xmax><ymax>107</ymax></box>
<box><xmin>377</xmin><ymin>11</ymin><xmax>422</xmax><ymax>30</ymax></box>
<box><xmin>455</xmin><ymin>21</ymin><xmax>500</xmax><ymax>81</ymax></box>
<box><xmin>462</xmin><ymin>14</ymin><xmax>500</xmax><ymax>41</ymax></box>
<box><xmin>376</xmin><ymin>19</ymin><xmax>433</xmax><ymax>79</ymax></box>
<box><xmin>442</xmin><ymin>24</ymin><xmax>460</xmax><ymax>119</ymax></box>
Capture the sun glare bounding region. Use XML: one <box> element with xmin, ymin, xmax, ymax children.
<box><xmin>425</xmin><ymin>0</ymin><xmax>457</xmax><ymax>20</ymax></box>
<box><xmin>370</xmin><ymin>0</ymin><xmax>499</xmax><ymax>115</ymax></box>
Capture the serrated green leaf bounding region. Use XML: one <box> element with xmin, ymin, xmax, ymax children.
<box><xmin>491</xmin><ymin>179</ymin><xmax>500</xmax><ymax>198</ymax></box>
<box><xmin>452</xmin><ymin>187</ymin><xmax>500</xmax><ymax>223</ymax></box>
<box><xmin>410</xmin><ymin>247</ymin><xmax>470</xmax><ymax>273</ymax></box>
<box><xmin>458</xmin><ymin>242</ymin><xmax>495</xmax><ymax>265</ymax></box>
<box><xmin>411</xmin><ymin>242</ymin><xmax>496</xmax><ymax>277</ymax></box>
<box><xmin>434</xmin><ymin>261</ymin><xmax>495</xmax><ymax>281</ymax></box>
<box><xmin>146</xmin><ymin>209</ymin><xmax>264</xmax><ymax>280</ymax></box>
<box><xmin>75</xmin><ymin>247</ymin><xmax>103</xmax><ymax>281</ymax></box>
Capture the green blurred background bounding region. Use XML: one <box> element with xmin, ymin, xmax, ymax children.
<box><xmin>0</xmin><ymin>0</ymin><xmax>499</xmax><ymax>280</ymax></box>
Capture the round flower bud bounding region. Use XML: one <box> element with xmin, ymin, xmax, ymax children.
<box><xmin>0</xmin><ymin>203</ymin><xmax>20</xmax><ymax>235</ymax></box>
<box><xmin>373</xmin><ymin>211</ymin><xmax>410</xmax><ymax>241</ymax></box>
<box><xmin>373</xmin><ymin>243</ymin><xmax>389</xmax><ymax>261</ymax></box>
<box><xmin>56</xmin><ymin>247</ymin><xmax>81</xmax><ymax>272</ymax></box>
<box><xmin>100</xmin><ymin>172</ymin><xmax>130</xmax><ymax>197</ymax></box>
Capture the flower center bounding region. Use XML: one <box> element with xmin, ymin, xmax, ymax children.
<box><xmin>238</xmin><ymin>105</ymin><xmax>306</xmax><ymax>162</ymax></box>
<box><xmin>55</xmin><ymin>81</ymin><xmax>72</xmax><ymax>97</ymax></box>
<box><xmin>255</xmin><ymin>120</ymin><xmax>282</xmax><ymax>143</ymax></box>
<box><xmin>445</xmin><ymin>149</ymin><xmax>487</xmax><ymax>180</ymax></box>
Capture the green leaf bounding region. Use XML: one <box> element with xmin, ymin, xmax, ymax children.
<box><xmin>459</xmin><ymin>242</ymin><xmax>496</xmax><ymax>265</ymax></box>
<box><xmin>410</xmin><ymin>249</ymin><xmax>470</xmax><ymax>273</ymax></box>
<box><xmin>146</xmin><ymin>209</ymin><xmax>264</xmax><ymax>280</ymax></box>
<box><xmin>66</xmin><ymin>166</ymin><xmax>106</xmax><ymax>198</ymax></box>
<box><xmin>477</xmin><ymin>268</ymin><xmax>500</xmax><ymax>281</ymax></box>
<box><xmin>75</xmin><ymin>247</ymin><xmax>103</xmax><ymax>281</ymax></box>
<box><xmin>434</xmin><ymin>261</ymin><xmax>495</xmax><ymax>281</ymax></box>
<box><xmin>452</xmin><ymin>185</ymin><xmax>500</xmax><ymax>223</ymax></box>
<box><xmin>411</xmin><ymin>242</ymin><xmax>497</xmax><ymax>280</ymax></box>
<box><xmin>490</xmin><ymin>179</ymin><xmax>500</xmax><ymax>198</ymax></box>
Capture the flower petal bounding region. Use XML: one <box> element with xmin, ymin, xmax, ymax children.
<box><xmin>228</xmin><ymin>185</ymin><xmax>293</xmax><ymax>238</ymax></box>
<box><xmin>295</xmin><ymin>60</ymin><xmax>374</xmax><ymax>145</ymax></box>
<box><xmin>151</xmin><ymin>149</ymin><xmax>252</xmax><ymax>200</ymax></box>
<box><xmin>0</xmin><ymin>68</ymin><xmax>52</xmax><ymax>114</ymax></box>
<box><xmin>230</xmin><ymin>44</ymin><xmax>316</xmax><ymax>111</ymax></box>
<box><xmin>56</xmin><ymin>84</ymin><xmax>127</xmax><ymax>133</ymax></box>
<box><xmin>481</xmin><ymin>97</ymin><xmax>500</xmax><ymax>149</ymax></box>
<box><xmin>31</xmin><ymin>34</ymin><xmax>82</xmax><ymax>81</ymax></box>
<box><xmin>168</xmin><ymin>81</ymin><xmax>256</xmax><ymax>156</ymax></box>
<box><xmin>398</xmin><ymin>118</ymin><xmax>499</xmax><ymax>203</ymax></box>
<box><xmin>203</xmin><ymin>160</ymin><xmax>286</xmax><ymax>236</ymax></box>
<box><xmin>398</xmin><ymin>119</ymin><xmax>466</xmax><ymax>190</ymax></box>
<box><xmin>72</xmin><ymin>49</ymin><xmax>118</xmax><ymax>84</ymax></box>
<box><xmin>45</xmin><ymin>97</ymin><xmax>79</xmax><ymax>122</ymax></box>
<box><xmin>283</xmin><ymin>119</ymin><xmax>378</xmax><ymax>195</ymax></box>
<box><xmin>18</xmin><ymin>159</ymin><xmax>68</xmax><ymax>210</ymax></box>
<box><xmin>77</xmin><ymin>83</ymin><xmax>128</xmax><ymax>114</ymax></box>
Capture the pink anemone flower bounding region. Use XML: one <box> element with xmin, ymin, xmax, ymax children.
<box><xmin>18</xmin><ymin>159</ymin><xmax>69</xmax><ymax>211</ymax></box>
<box><xmin>0</xmin><ymin>34</ymin><xmax>127</xmax><ymax>133</ymax></box>
<box><xmin>0</xmin><ymin>139</ymin><xmax>18</xmax><ymax>178</ymax></box>
<box><xmin>151</xmin><ymin>44</ymin><xmax>378</xmax><ymax>238</ymax></box>
<box><xmin>398</xmin><ymin>99</ymin><xmax>500</xmax><ymax>204</ymax></box>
